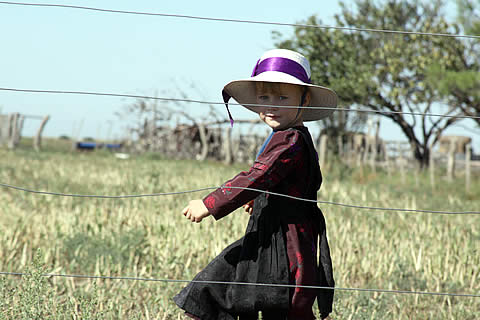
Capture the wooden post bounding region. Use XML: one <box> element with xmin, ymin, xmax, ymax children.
<box><xmin>356</xmin><ymin>142</ymin><xmax>362</xmax><ymax>167</ymax></box>
<box><xmin>398</xmin><ymin>142</ymin><xmax>405</xmax><ymax>183</ymax></box>
<box><xmin>369</xmin><ymin>138</ymin><xmax>376</xmax><ymax>172</ymax></box>
<box><xmin>34</xmin><ymin>115</ymin><xmax>50</xmax><ymax>151</ymax></box>
<box><xmin>169</xmin><ymin>128</ymin><xmax>177</xmax><ymax>158</ymax></box>
<box><xmin>232</xmin><ymin>133</ymin><xmax>241</xmax><ymax>162</ymax></box>
<box><xmin>466</xmin><ymin>142</ymin><xmax>471</xmax><ymax>193</ymax></box>
<box><xmin>198</xmin><ymin>124</ymin><xmax>208</xmax><ymax>161</ymax></box>
<box><xmin>355</xmin><ymin>134</ymin><xmax>364</xmax><ymax>167</ymax></box>
<box><xmin>14</xmin><ymin>115</ymin><xmax>24</xmax><ymax>146</ymax></box>
<box><xmin>384</xmin><ymin>142</ymin><xmax>391</xmax><ymax>176</ymax></box>
<box><xmin>365</xmin><ymin>119</ymin><xmax>373</xmax><ymax>165</ymax></box>
<box><xmin>319</xmin><ymin>134</ymin><xmax>328</xmax><ymax>169</ymax></box>
<box><xmin>224</xmin><ymin>127</ymin><xmax>233</xmax><ymax>164</ymax></box>
<box><xmin>7</xmin><ymin>113</ymin><xmax>19</xmax><ymax>149</ymax></box>
<box><xmin>346</xmin><ymin>139</ymin><xmax>352</xmax><ymax>167</ymax></box>
<box><xmin>337</xmin><ymin>135</ymin><xmax>343</xmax><ymax>159</ymax></box>
<box><xmin>447</xmin><ymin>138</ymin><xmax>456</xmax><ymax>181</ymax></box>
<box><xmin>5</xmin><ymin>114</ymin><xmax>13</xmax><ymax>146</ymax></box>
<box><xmin>409</xmin><ymin>142</ymin><xmax>419</xmax><ymax>187</ymax></box>
<box><xmin>429</xmin><ymin>146</ymin><xmax>435</xmax><ymax>191</ymax></box>
<box><xmin>0</xmin><ymin>114</ymin><xmax>7</xmax><ymax>146</ymax></box>
<box><xmin>362</xmin><ymin>139</ymin><xmax>369</xmax><ymax>164</ymax></box>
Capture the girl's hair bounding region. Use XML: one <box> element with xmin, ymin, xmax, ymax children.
<box><xmin>255</xmin><ymin>82</ymin><xmax>305</xmax><ymax>93</ymax></box>
<box><xmin>255</xmin><ymin>82</ymin><xmax>309</xmax><ymax>106</ymax></box>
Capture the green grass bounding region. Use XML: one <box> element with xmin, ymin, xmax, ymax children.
<box><xmin>0</xmin><ymin>141</ymin><xmax>479</xmax><ymax>319</ymax></box>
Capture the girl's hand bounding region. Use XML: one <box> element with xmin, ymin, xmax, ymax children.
<box><xmin>242</xmin><ymin>200</ymin><xmax>254</xmax><ymax>215</ymax></box>
<box><xmin>182</xmin><ymin>199</ymin><xmax>211</xmax><ymax>223</ymax></box>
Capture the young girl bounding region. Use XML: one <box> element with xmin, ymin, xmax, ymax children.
<box><xmin>174</xmin><ymin>49</ymin><xmax>337</xmax><ymax>320</ymax></box>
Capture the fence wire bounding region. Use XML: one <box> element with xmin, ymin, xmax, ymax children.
<box><xmin>1</xmin><ymin>183</ymin><xmax>479</xmax><ymax>215</ymax></box>
<box><xmin>1</xmin><ymin>1</ymin><xmax>479</xmax><ymax>311</ymax></box>
<box><xmin>1</xmin><ymin>1</ymin><xmax>480</xmax><ymax>40</ymax></box>
<box><xmin>1</xmin><ymin>87</ymin><xmax>479</xmax><ymax>121</ymax></box>
<box><xmin>1</xmin><ymin>271</ymin><xmax>479</xmax><ymax>298</ymax></box>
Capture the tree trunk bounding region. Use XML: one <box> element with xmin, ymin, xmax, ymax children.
<box><xmin>391</xmin><ymin>115</ymin><xmax>431</xmax><ymax>169</ymax></box>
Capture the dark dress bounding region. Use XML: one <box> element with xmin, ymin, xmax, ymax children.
<box><xmin>173</xmin><ymin>126</ymin><xmax>334</xmax><ymax>320</ymax></box>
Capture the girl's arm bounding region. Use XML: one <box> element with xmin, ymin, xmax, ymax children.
<box><xmin>202</xmin><ymin>129</ymin><xmax>305</xmax><ymax>220</ymax></box>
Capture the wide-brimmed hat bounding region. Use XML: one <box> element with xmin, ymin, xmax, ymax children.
<box><xmin>222</xmin><ymin>49</ymin><xmax>337</xmax><ymax>123</ymax></box>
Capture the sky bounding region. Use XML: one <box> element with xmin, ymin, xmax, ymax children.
<box><xmin>0</xmin><ymin>0</ymin><xmax>478</xmax><ymax>150</ymax></box>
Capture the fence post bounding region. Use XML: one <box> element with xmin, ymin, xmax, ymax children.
<box><xmin>369</xmin><ymin>138</ymin><xmax>376</xmax><ymax>172</ymax></box>
<box><xmin>466</xmin><ymin>142</ymin><xmax>471</xmax><ymax>193</ymax></box>
<box><xmin>397</xmin><ymin>142</ymin><xmax>405</xmax><ymax>183</ymax></box>
<box><xmin>429</xmin><ymin>146</ymin><xmax>435</xmax><ymax>191</ymax></box>
<box><xmin>363</xmin><ymin>139</ymin><xmax>370</xmax><ymax>165</ymax></box>
<box><xmin>319</xmin><ymin>134</ymin><xmax>328</xmax><ymax>169</ymax></box>
<box><xmin>337</xmin><ymin>135</ymin><xmax>343</xmax><ymax>159</ymax></box>
<box><xmin>224</xmin><ymin>126</ymin><xmax>233</xmax><ymax>164</ymax></box>
<box><xmin>198</xmin><ymin>124</ymin><xmax>208</xmax><ymax>161</ymax></box>
<box><xmin>34</xmin><ymin>115</ymin><xmax>50</xmax><ymax>151</ymax></box>
<box><xmin>447</xmin><ymin>138</ymin><xmax>456</xmax><ymax>181</ymax></box>
<box><xmin>346</xmin><ymin>139</ymin><xmax>353</xmax><ymax>167</ymax></box>
<box><xmin>384</xmin><ymin>142</ymin><xmax>391</xmax><ymax>176</ymax></box>
<box><xmin>14</xmin><ymin>115</ymin><xmax>24</xmax><ymax>147</ymax></box>
<box><xmin>7</xmin><ymin>113</ymin><xmax>19</xmax><ymax>149</ymax></box>
<box><xmin>169</xmin><ymin>128</ymin><xmax>177</xmax><ymax>158</ymax></box>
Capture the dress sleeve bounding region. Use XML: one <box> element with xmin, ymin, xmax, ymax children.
<box><xmin>203</xmin><ymin>129</ymin><xmax>305</xmax><ymax>220</ymax></box>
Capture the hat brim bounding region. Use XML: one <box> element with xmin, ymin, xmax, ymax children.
<box><xmin>223</xmin><ymin>72</ymin><xmax>338</xmax><ymax>121</ymax></box>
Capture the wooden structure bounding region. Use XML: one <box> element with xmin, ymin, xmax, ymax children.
<box><xmin>129</xmin><ymin>116</ymin><xmax>477</xmax><ymax>192</ymax></box>
<box><xmin>132</xmin><ymin>119</ymin><xmax>264</xmax><ymax>163</ymax></box>
<box><xmin>0</xmin><ymin>113</ymin><xmax>24</xmax><ymax>149</ymax></box>
<box><xmin>437</xmin><ymin>135</ymin><xmax>474</xmax><ymax>191</ymax></box>
<box><xmin>0</xmin><ymin>113</ymin><xmax>50</xmax><ymax>150</ymax></box>
<box><xmin>438</xmin><ymin>135</ymin><xmax>472</xmax><ymax>154</ymax></box>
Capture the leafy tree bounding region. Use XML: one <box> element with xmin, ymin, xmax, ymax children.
<box><xmin>425</xmin><ymin>0</ymin><xmax>480</xmax><ymax>128</ymax></box>
<box><xmin>456</xmin><ymin>0</ymin><xmax>480</xmax><ymax>34</ymax></box>
<box><xmin>274</xmin><ymin>0</ymin><xmax>471</xmax><ymax>167</ymax></box>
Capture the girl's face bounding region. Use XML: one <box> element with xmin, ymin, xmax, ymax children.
<box><xmin>255</xmin><ymin>83</ymin><xmax>309</xmax><ymax>130</ymax></box>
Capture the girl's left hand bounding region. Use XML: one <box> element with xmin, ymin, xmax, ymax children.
<box><xmin>182</xmin><ymin>199</ymin><xmax>211</xmax><ymax>223</ymax></box>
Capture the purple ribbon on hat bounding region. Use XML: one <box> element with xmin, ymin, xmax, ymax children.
<box><xmin>251</xmin><ymin>57</ymin><xmax>311</xmax><ymax>84</ymax></box>
<box><xmin>223</xmin><ymin>56</ymin><xmax>311</xmax><ymax>127</ymax></box>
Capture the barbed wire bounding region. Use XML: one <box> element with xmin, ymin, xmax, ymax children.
<box><xmin>1</xmin><ymin>87</ymin><xmax>479</xmax><ymax>121</ymax></box>
<box><xmin>2</xmin><ymin>1</ymin><xmax>479</xmax><ymax>308</ymax></box>
<box><xmin>1</xmin><ymin>271</ymin><xmax>479</xmax><ymax>298</ymax></box>
<box><xmin>1</xmin><ymin>1</ymin><xmax>480</xmax><ymax>40</ymax></box>
<box><xmin>1</xmin><ymin>182</ymin><xmax>479</xmax><ymax>215</ymax></box>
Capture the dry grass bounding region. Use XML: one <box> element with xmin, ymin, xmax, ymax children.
<box><xmin>0</xmin><ymin>142</ymin><xmax>479</xmax><ymax>319</ymax></box>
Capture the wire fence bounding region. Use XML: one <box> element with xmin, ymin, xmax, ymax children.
<box><xmin>1</xmin><ymin>87</ymin><xmax>480</xmax><ymax>121</ymax></box>
<box><xmin>1</xmin><ymin>1</ymin><xmax>480</xmax><ymax>40</ymax></box>
<box><xmin>1</xmin><ymin>0</ymin><xmax>479</xmax><ymax>311</ymax></box>
<box><xmin>1</xmin><ymin>182</ymin><xmax>479</xmax><ymax>215</ymax></box>
<box><xmin>1</xmin><ymin>271</ymin><xmax>479</xmax><ymax>298</ymax></box>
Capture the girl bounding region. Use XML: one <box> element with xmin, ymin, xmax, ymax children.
<box><xmin>174</xmin><ymin>49</ymin><xmax>336</xmax><ymax>320</ymax></box>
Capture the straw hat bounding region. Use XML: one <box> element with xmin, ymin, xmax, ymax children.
<box><xmin>222</xmin><ymin>49</ymin><xmax>337</xmax><ymax>122</ymax></box>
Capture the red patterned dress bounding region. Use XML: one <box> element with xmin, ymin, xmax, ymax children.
<box><xmin>174</xmin><ymin>126</ymin><xmax>334</xmax><ymax>320</ymax></box>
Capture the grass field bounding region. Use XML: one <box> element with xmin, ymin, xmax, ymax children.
<box><xmin>0</xmin><ymin>139</ymin><xmax>479</xmax><ymax>319</ymax></box>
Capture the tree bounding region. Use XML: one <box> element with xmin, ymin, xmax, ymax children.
<box><xmin>456</xmin><ymin>0</ymin><xmax>480</xmax><ymax>34</ymax></box>
<box><xmin>425</xmin><ymin>0</ymin><xmax>480</xmax><ymax>128</ymax></box>
<box><xmin>274</xmin><ymin>0</ymin><xmax>471</xmax><ymax>167</ymax></box>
